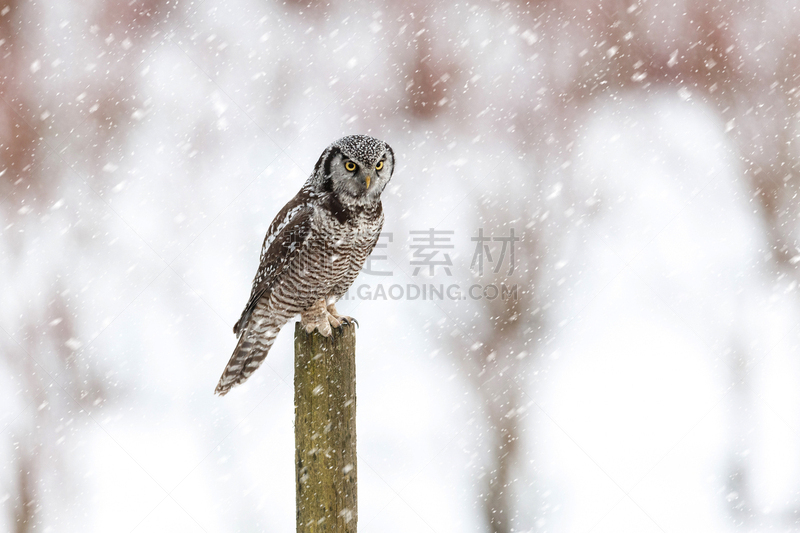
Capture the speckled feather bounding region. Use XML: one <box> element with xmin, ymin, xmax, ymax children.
<box><xmin>215</xmin><ymin>135</ymin><xmax>394</xmax><ymax>395</ymax></box>
<box><xmin>333</xmin><ymin>135</ymin><xmax>387</xmax><ymax>167</ymax></box>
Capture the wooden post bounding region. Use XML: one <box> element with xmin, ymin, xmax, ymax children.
<box><xmin>294</xmin><ymin>322</ymin><xmax>357</xmax><ymax>532</ymax></box>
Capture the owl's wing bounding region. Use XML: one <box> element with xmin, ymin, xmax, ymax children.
<box><xmin>233</xmin><ymin>193</ymin><xmax>314</xmax><ymax>337</ymax></box>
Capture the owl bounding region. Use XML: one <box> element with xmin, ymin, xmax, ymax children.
<box><xmin>215</xmin><ymin>135</ymin><xmax>395</xmax><ymax>396</ymax></box>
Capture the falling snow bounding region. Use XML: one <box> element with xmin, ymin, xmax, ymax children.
<box><xmin>1</xmin><ymin>0</ymin><xmax>800</xmax><ymax>532</ymax></box>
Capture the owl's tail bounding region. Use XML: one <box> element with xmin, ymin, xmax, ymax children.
<box><xmin>214</xmin><ymin>315</ymin><xmax>285</xmax><ymax>396</ymax></box>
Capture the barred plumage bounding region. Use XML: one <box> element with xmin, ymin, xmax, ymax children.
<box><xmin>215</xmin><ymin>135</ymin><xmax>395</xmax><ymax>395</ymax></box>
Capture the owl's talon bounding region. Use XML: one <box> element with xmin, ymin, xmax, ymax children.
<box><xmin>304</xmin><ymin>322</ymin><xmax>332</xmax><ymax>337</ymax></box>
<box><xmin>318</xmin><ymin>321</ymin><xmax>333</xmax><ymax>337</ymax></box>
<box><xmin>326</xmin><ymin>304</ymin><xmax>358</xmax><ymax>329</ymax></box>
<box><xmin>301</xmin><ymin>299</ymin><xmax>336</xmax><ymax>337</ymax></box>
<box><xmin>327</xmin><ymin>314</ymin><xmax>342</xmax><ymax>329</ymax></box>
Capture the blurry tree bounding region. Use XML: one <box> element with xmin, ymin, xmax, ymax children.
<box><xmin>427</xmin><ymin>0</ymin><xmax>800</xmax><ymax>529</ymax></box>
<box><xmin>0</xmin><ymin>0</ymin><xmax>177</xmax><ymax>528</ymax></box>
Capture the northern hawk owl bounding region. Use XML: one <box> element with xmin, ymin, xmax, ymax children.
<box><xmin>215</xmin><ymin>135</ymin><xmax>395</xmax><ymax>396</ymax></box>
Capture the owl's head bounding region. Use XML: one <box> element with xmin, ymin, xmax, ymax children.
<box><xmin>313</xmin><ymin>135</ymin><xmax>395</xmax><ymax>205</ymax></box>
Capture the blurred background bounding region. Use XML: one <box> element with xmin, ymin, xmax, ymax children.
<box><xmin>2</xmin><ymin>0</ymin><xmax>800</xmax><ymax>531</ymax></box>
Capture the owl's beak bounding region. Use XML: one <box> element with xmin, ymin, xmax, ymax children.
<box><xmin>365</xmin><ymin>175</ymin><xmax>371</xmax><ymax>189</ymax></box>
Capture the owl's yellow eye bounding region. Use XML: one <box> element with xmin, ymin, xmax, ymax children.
<box><xmin>344</xmin><ymin>161</ymin><xmax>357</xmax><ymax>172</ymax></box>
<box><xmin>375</xmin><ymin>160</ymin><xmax>384</xmax><ymax>171</ymax></box>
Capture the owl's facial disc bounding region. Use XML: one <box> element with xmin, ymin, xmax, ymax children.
<box><xmin>323</xmin><ymin>139</ymin><xmax>393</xmax><ymax>205</ymax></box>
<box><xmin>342</xmin><ymin>158</ymin><xmax>372</xmax><ymax>192</ymax></box>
